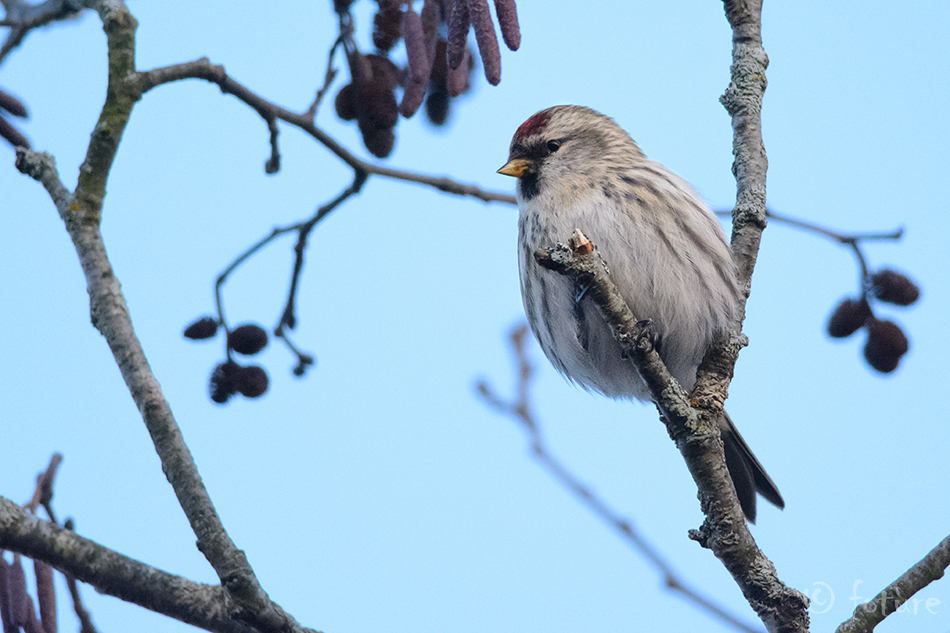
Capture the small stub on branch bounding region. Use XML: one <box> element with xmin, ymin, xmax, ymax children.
<box><xmin>569</xmin><ymin>228</ymin><xmax>593</xmax><ymax>255</ymax></box>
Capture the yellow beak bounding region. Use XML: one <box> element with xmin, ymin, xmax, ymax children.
<box><xmin>497</xmin><ymin>158</ymin><xmax>533</xmax><ymax>178</ymax></box>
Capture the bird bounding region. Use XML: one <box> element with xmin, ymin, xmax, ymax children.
<box><xmin>497</xmin><ymin>105</ymin><xmax>783</xmax><ymax>522</ymax></box>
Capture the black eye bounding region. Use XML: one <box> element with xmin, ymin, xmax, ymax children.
<box><xmin>546</xmin><ymin>140</ymin><xmax>561</xmax><ymax>153</ymax></box>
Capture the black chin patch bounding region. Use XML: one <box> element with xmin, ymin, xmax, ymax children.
<box><xmin>519</xmin><ymin>171</ymin><xmax>540</xmax><ymax>201</ymax></box>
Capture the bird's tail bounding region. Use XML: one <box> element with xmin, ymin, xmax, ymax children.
<box><xmin>719</xmin><ymin>411</ymin><xmax>784</xmax><ymax>523</ymax></box>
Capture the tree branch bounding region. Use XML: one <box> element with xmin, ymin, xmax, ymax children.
<box><xmin>15</xmin><ymin>3</ymin><xmax>312</xmax><ymax>631</ymax></box>
<box><xmin>536</xmin><ymin>230</ymin><xmax>807</xmax><ymax>633</ymax></box>
<box><xmin>0</xmin><ymin>497</ymin><xmax>262</xmax><ymax>633</ymax></box>
<box><xmin>0</xmin><ymin>0</ymin><xmax>83</xmax><ymax>64</ymax></box>
<box><xmin>836</xmin><ymin>534</ymin><xmax>950</xmax><ymax>633</ymax></box>
<box><xmin>477</xmin><ymin>325</ymin><xmax>764</xmax><ymax>633</ymax></box>
<box><xmin>645</xmin><ymin>3</ymin><xmax>814</xmax><ymax>631</ymax></box>
<box><xmin>133</xmin><ymin>57</ymin><xmax>516</xmax><ymax>204</ymax></box>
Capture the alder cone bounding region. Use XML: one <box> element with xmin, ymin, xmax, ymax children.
<box><xmin>237</xmin><ymin>365</ymin><xmax>269</xmax><ymax>398</ymax></box>
<box><xmin>209</xmin><ymin>361</ymin><xmax>241</xmax><ymax>403</ymax></box>
<box><xmin>184</xmin><ymin>316</ymin><xmax>219</xmax><ymax>340</ymax></box>
<box><xmin>373</xmin><ymin>5</ymin><xmax>403</xmax><ymax>52</ymax></box>
<box><xmin>827</xmin><ymin>298</ymin><xmax>871</xmax><ymax>338</ymax></box>
<box><xmin>228</xmin><ymin>324</ymin><xmax>268</xmax><ymax>355</ymax></box>
<box><xmin>871</xmin><ymin>269</ymin><xmax>920</xmax><ymax>306</ymax></box>
<box><xmin>335</xmin><ymin>84</ymin><xmax>358</xmax><ymax>121</ymax></box>
<box><xmin>863</xmin><ymin>318</ymin><xmax>909</xmax><ymax>373</ymax></box>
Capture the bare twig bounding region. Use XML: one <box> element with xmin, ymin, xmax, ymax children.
<box><xmin>37</xmin><ymin>453</ymin><xmax>63</xmax><ymax>522</ymax></box>
<box><xmin>715</xmin><ymin>207</ymin><xmax>904</xmax><ymax>296</ymax></box>
<box><xmin>279</xmin><ymin>170</ymin><xmax>367</xmax><ymax>330</ymax></box>
<box><xmin>62</xmin><ymin>520</ymin><xmax>98</xmax><ymax>633</ymax></box>
<box><xmin>135</xmin><ymin>57</ymin><xmax>516</xmax><ymax>204</ymax></box>
<box><xmin>715</xmin><ymin>208</ymin><xmax>903</xmax><ymax>246</ymax></box>
<box><xmin>836</xmin><ymin>534</ymin><xmax>950</xmax><ymax>633</ymax></box>
<box><xmin>16</xmin><ymin>454</ymin><xmax>99</xmax><ymax>633</ymax></box>
<box><xmin>477</xmin><ymin>324</ymin><xmax>764</xmax><ymax>633</ymax></box>
<box><xmin>214</xmin><ymin>171</ymin><xmax>367</xmax><ymax>368</ymax></box>
<box><xmin>0</xmin><ymin>0</ymin><xmax>83</xmax><ymax>64</ymax></box>
<box><xmin>19</xmin><ymin>451</ymin><xmax>64</xmax><ymax>568</ymax></box>
<box><xmin>305</xmin><ymin>33</ymin><xmax>346</xmax><ymax>121</ymax></box>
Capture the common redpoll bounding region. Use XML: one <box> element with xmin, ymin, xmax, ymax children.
<box><xmin>498</xmin><ymin>105</ymin><xmax>783</xmax><ymax>522</ymax></box>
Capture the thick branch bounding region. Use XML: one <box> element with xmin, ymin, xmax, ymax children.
<box><xmin>535</xmin><ymin>239</ymin><xmax>741</xmax><ymax>516</ymax></box>
<box><xmin>719</xmin><ymin>0</ymin><xmax>769</xmax><ymax>293</ymax></box>
<box><xmin>691</xmin><ymin>0</ymin><xmax>772</xmax><ymax>414</ymax></box>
<box><xmin>836</xmin><ymin>534</ymin><xmax>950</xmax><ymax>633</ymax></box>
<box><xmin>538</xmin><ymin>233</ymin><xmax>808</xmax><ymax>633</ymax></box>
<box><xmin>684</xmin><ymin>3</ymin><xmax>810</xmax><ymax>631</ymax></box>
<box><xmin>0</xmin><ymin>497</ymin><xmax>258</xmax><ymax>633</ymax></box>
<box><xmin>77</xmin><ymin>2</ymin><xmax>137</xmax><ymax>199</ymax></box>
<box><xmin>16</xmin><ymin>3</ymin><xmax>311</xmax><ymax>631</ymax></box>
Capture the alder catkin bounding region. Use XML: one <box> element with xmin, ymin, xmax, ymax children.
<box><xmin>466</xmin><ymin>0</ymin><xmax>501</xmax><ymax>85</ymax></box>
<box><xmin>33</xmin><ymin>560</ymin><xmax>56</xmax><ymax>633</ymax></box>
<box><xmin>493</xmin><ymin>0</ymin><xmax>520</xmax><ymax>50</ymax></box>
<box><xmin>403</xmin><ymin>9</ymin><xmax>429</xmax><ymax>82</ymax></box>
<box><xmin>420</xmin><ymin>0</ymin><xmax>441</xmax><ymax>61</ymax></box>
<box><xmin>447</xmin><ymin>46</ymin><xmax>472</xmax><ymax>96</ymax></box>
<box><xmin>447</xmin><ymin>0</ymin><xmax>471</xmax><ymax>70</ymax></box>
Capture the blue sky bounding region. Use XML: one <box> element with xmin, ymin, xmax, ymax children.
<box><xmin>2</xmin><ymin>1</ymin><xmax>949</xmax><ymax>632</ymax></box>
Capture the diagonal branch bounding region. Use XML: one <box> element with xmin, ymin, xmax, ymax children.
<box><xmin>536</xmin><ymin>228</ymin><xmax>807</xmax><ymax>633</ymax></box>
<box><xmin>15</xmin><ymin>3</ymin><xmax>312</xmax><ymax>631</ymax></box>
<box><xmin>0</xmin><ymin>0</ymin><xmax>84</xmax><ymax>64</ymax></box>
<box><xmin>836</xmin><ymin>534</ymin><xmax>950</xmax><ymax>633</ymax></box>
<box><xmin>0</xmin><ymin>496</ymin><xmax>260</xmax><ymax>633</ymax></box>
<box><xmin>134</xmin><ymin>57</ymin><xmax>515</xmax><ymax>205</ymax></box>
<box><xmin>477</xmin><ymin>325</ymin><xmax>764</xmax><ymax>633</ymax></box>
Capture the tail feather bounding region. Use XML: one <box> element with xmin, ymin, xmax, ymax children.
<box><xmin>719</xmin><ymin>411</ymin><xmax>784</xmax><ymax>523</ymax></box>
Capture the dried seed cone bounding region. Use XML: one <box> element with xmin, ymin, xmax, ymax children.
<box><xmin>827</xmin><ymin>298</ymin><xmax>871</xmax><ymax>338</ymax></box>
<box><xmin>228</xmin><ymin>324</ymin><xmax>269</xmax><ymax>355</ymax></box>
<box><xmin>373</xmin><ymin>4</ymin><xmax>404</xmax><ymax>52</ymax></box>
<box><xmin>184</xmin><ymin>316</ymin><xmax>220</xmax><ymax>340</ymax></box>
<box><xmin>362</xmin><ymin>126</ymin><xmax>396</xmax><ymax>157</ymax></box>
<box><xmin>237</xmin><ymin>365</ymin><xmax>269</xmax><ymax>398</ymax></box>
<box><xmin>210</xmin><ymin>361</ymin><xmax>241</xmax><ymax>403</ymax></box>
<box><xmin>358</xmin><ymin>83</ymin><xmax>399</xmax><ymax>157</ymax></box>
<box><xmin>335</xmin><ymin>83</ymin><xmax>359</xmax><ymax>120</ymax></box>
<box><xmin>367</xmin><ymin>54</ymin><xmax>400</xmax><ymax>90</ymax></box>
<box><xmin>871</xmin><ymin>269</ymin><xmax>920</xmax><ymax>306</ymax></box>
<box><xmin>863</xmin><ymin>318</ymin><xmax>909</xmax><ymax>373</ymax></box>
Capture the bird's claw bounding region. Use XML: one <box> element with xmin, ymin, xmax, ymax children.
<box><xmin>573</xmin><ymin>276</ymin><xmax>593</xmax><ymax>303</ymax></box>
<box><xmin>634</xmin><ymin>319</ymin><xmax>661</xmax><ymax>354</ymax></box>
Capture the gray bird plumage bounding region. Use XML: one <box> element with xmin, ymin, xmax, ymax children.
<box><xmin>500</xmin><ymin>105</ymin><xmax>783</xmax><ymax>522</ymax></box>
